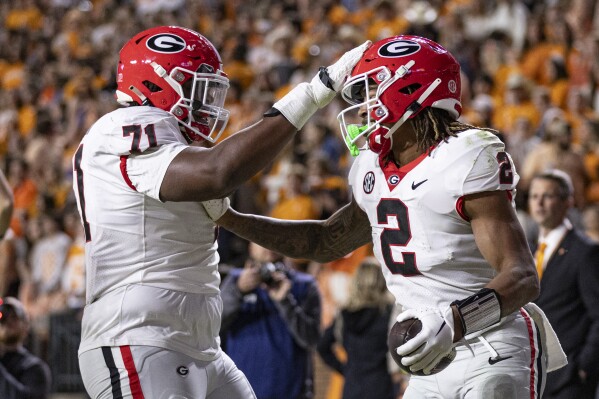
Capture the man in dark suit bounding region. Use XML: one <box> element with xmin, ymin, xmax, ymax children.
<box><xmin>529</xmin><ymin>169</ymin><xmax>599</xmax><ymax>399</ymax></box>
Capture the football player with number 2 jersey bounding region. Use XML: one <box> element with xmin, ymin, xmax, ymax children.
<box><xmin>72</xmin><ymin>25</ymin><xmax>370</xmax><ymax>399</ymax></box>
<box><xmin>205</xmin><ymin>36</ymin><xmax>567</xmax><ymax>398</ymax></box>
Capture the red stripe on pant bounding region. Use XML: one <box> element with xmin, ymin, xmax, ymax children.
<box><xmin>120</xmin><ymin>346</ymin><xmax>145</xmax><ymax>399</ymax></box>
<box><xmin>520</xmin><ymin>309</ymin><xmax>537</xmax><ymax>399</ymax></box>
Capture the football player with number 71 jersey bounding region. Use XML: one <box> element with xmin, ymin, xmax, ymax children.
<box><xmin>204</xmin><ymin>36</ymin><xmax>567</xmax><ymax>398</ymax></box>
<box><xmin>72</xmin><ymin>25</ymin><xmax>370</xmax><ymax>399</ymax></box>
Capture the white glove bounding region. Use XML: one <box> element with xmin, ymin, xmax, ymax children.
<box><xmin>273</xmin><ymin>40</ymin><xmax>371</xmax><ymax>130</ymax></box>
<box><xmin>324</xmin><ymin>40</ymin><xmax>372</xmax><ymax>92</ymax></box>
<box><xmin>202</xmin><ymin>197</ymin><xmax>230</xmax><ymax>221</ymax></box>
<box><xmin>395</xmin><ymin>307</ymin><xmax>455</xmax><ymax>375</ymax></box>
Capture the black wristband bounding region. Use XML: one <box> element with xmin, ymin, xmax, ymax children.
<box><xmin>451</xmin><ymin>288</ymin><xmax>501</xmax><ymax>336</ymax></box>
<box><xmin>318</xmin><ymin>67</ymin><xmax>335</xmax><ymax>91</ymax></box>
<box><xmin>263</xmin><ymin>107</ymin><xmax>282</xmax><ymax>117</ymax></box>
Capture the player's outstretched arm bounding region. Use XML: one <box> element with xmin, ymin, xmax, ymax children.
<box><xmin>466</xmin><ymin>190</ymin><xmax>539</xmax><ymax>319</ymax></box>
<box><xmin>161</xmin><ymin>41</ymin><xmax>371</xmax><ymax>202</ymax></box>
<box><xmin>160</xmin><ymin>116</ymin><xmax>295</xmax><ymax>202</ymax></box>
<box><xmin>209</xmin><ymin>198</ymin><xmax>372</xmax><ymax>263</ymax></box>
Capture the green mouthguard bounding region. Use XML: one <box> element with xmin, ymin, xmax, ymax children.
<box><xmin>345</xmin><ymin>124</ymin><xmax>367</xmax><ymax>157</ymax></box>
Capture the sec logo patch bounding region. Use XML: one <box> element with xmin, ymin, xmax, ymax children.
<box><xmin>363</xmin><ymin>172</ymin><xmax>375</xmax><ymax>194</ymax></box>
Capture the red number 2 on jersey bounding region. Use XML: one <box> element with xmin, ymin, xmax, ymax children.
<box><xmin>377</xmin><ymin>198</ymin><xmax>421</xmax><ymax>276</ymax></box>
<box><xmin>377</xmin><ymin>151</ymin><xmax>514</xmax><ymax>276</ymax></box>
<box><xmin>496</xmin><ymin>151</ymin><xmax>514</xmax><ymax>185</ymax></box>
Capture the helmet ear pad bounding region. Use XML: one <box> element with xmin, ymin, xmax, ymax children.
<box><xmin>140</xmin><ymin>77</ymin><xmax>180</xmax><ymax>110</ymax></box>
<box><xmin>368</xmin><ymin>126</ymin><xmax>393</xmax><ymax>159</ymax></box>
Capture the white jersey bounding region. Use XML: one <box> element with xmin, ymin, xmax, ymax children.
<box><xmin>73</xmin><ymin>106</ymin><xmax>222</xmax><ymax>360</ymax></box>
<box><xmin>349</xmin><ymin>129</ymin><xmax>518</xmax><ymax>311</ymax></box>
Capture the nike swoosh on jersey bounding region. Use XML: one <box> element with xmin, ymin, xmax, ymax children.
<box><xmin>411</xmin><ymin>179</ymin><xmax>428</xmax><ymax>190</ymax></box>
<box><xmin>488</xmin><ymin>355</ymin><xmax>513</xmax><ymax>365</ymax></box>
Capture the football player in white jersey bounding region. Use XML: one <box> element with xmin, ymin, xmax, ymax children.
<box><xmin>205</xmin><ymin>36</ymin><xmax>567</xmax><ymax>398</ymax></box>
<box><xmin>72</xmin><ymin>25</ymin><xmax>370</xmax><ymax>399</ymax></box>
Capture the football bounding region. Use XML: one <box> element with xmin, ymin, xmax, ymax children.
<box><xmin>387</xmin><ymin>318</ymin><xmax>456</xmax><ymax>376</ymax></box>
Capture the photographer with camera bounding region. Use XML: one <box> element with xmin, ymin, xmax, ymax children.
<box><xmin>220</xmin><ymin>242</ymin><xmax>322</xmax><ymax>399</ymax></box>
<box><xmin>0</xmin><ymin>297</ymin><xmax>51</xmax><ymax>399</ymax></box>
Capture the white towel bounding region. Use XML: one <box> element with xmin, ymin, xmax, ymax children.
<box><xmin>523</xmin><ymin>302</ymin><xmax>568</xmax><ymax>372</ymax></box>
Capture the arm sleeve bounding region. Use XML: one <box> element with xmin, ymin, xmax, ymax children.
<box><xmin>0</xmin><ymin>359</ymin><xmax>51</xmax><ymax>399</ymax></box>
<box><xmin>273</xmin><ymin>280</ymin><xmax>322</xmax><ymax>349</ymax></box>
<box><xmin>316</xmin><ymin>320</ymin><xmax>345</xmax><ymax>374</ymax></box>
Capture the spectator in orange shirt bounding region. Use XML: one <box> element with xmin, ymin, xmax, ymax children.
<box><xmin>4</xmin><ymin>0</ymin><xmax>44</xmax><ymax>32</ymax></box>
<box><xmin>224</xmin><ymin>38</ymin><xmax>255</xmax><ymax>91</ymax></box>
<box><xmin>544</xmin><ymin>54</ymin><xmax>570</xmax><ymax>110</ymax></box>
<box><xmin>578</xmin><ymin>117</ymin><xmax>599</xmax><ymax>203</ymax></box>
<box><xmin>7</xmin><ymin>158</ymin><xmax>37</xmax><ymax>238</ymax></box>
<box><xmin>270</xmin><ymin>164</ymin><xmax>319</xmax><ymax>221</ymax></box>
<box><xmin>520</xmin><ymin>118</ymin><xmax>589</xmax><ymax>210</ymax></box>
<box><xmin>520</xmin><ymin>8</ymin><xmax>571</xmax><ymax>86</ymax></box>
<box><xmin>493</xmin><ymin>73</ymin><xmax>540</xmax><ymax>134</ymax></box>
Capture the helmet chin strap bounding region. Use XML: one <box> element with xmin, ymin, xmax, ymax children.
<box><xmin>383</xmin><ymin>77</ymin><xmax>442</xmax><ymax>139</ymax></box>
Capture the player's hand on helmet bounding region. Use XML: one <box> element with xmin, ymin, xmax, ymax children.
<box><xmin>309</xmin><ymin>40</ymin><xmax>372</xmax><ymax>109</ymax></box>
<box><xmin>323</xmin><ymin>40</ymin><xmax>372</xmax><ymax>92</ymax></box>
<box><xmin>272</xmin><ymin>40</ymin><xmax>371</xmax><ymax>130</ymax></box>
<box><xmin>202</xmin><ymin>197</ymin><xmax>230</xmax><ymax>221</ymax></box>
<box><xmin>395</xmin><ymin>307</ymin><xmax>455</xmax><ymax>375</ymax></box>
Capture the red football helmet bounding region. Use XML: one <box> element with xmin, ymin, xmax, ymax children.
<box><xmin>338</xmin><ymin>35</ymin><xmax>462</xmax><ymax>159</ymax></box>
<box><xmin>116</xmin><ymin>26</ymin><xmax>230</xmax><ymax>143</ymax></box>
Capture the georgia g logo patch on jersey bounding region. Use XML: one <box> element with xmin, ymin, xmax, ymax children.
<box><xmin>378</xmin><ymin>40</ymin><xmax>421</xmax><ymax>58</ymax></box>
<box><xmin>363</xmin><ymin>171</ymin><xmax>375</xmax><ymax>194</ymax></box>
<box><xmin>147</xmin><ymin>33</ymin><xmax>186</xmax><ymax>53</ymax></box>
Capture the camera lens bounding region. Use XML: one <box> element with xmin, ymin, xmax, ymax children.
<box><xmin>259</xmin><ymin>263</ymin><xmax>276</xmax><ymax>285</ymax></box>
<box><xmin>259</xmin><ymin>262</ymin><xmax>286</xmax><ymax>287</ymax></box>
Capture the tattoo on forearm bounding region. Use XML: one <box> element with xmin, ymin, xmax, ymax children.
<box><xmin>319</xmin><ymin>206</ymin><xmax>371</xmax><ymax>259</ymax></box>
<box><xmin>224</xmin><ymin>205</ymin><xmax>371</xmax><ymax>262</ymax></box>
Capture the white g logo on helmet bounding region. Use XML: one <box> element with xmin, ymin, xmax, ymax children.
<box><xmin>146</xmin><ymin>34</ymin><xmax>186</xmax><ymax>53</ymax></box>
<box><xmin>378</xmin><ymin>40</ymin><xmax>421</xmax><ymax>58</ymax></box>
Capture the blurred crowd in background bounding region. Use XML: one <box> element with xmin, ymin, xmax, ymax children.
<box><xmin>1</xmin><ymin>0</ymin><xmax>599</xmax><ymax>397</ymax></box>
